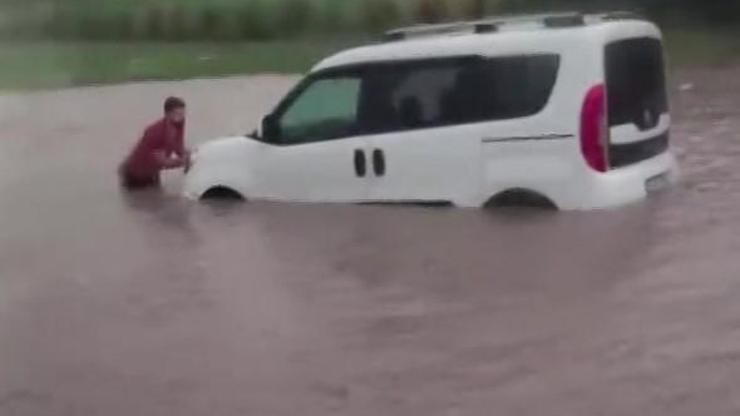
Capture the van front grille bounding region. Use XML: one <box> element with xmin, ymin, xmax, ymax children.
<box><xmin>609</xmin><ymin>131</ymin><xmax>669</xmax><ymax>168</ymax></box>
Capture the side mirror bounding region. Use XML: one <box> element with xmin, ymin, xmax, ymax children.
<box><xmin>262</xmin><ymin>114</ymin><xmax>280</xmax><ymax>142</ymax></box>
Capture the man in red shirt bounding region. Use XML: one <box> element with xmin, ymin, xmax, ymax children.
<box><xmin>119</xmin><ymin>97</ymin><xmax>190</xmax><ymax>189</ymax></box>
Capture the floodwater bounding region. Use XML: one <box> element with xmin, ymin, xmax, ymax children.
<box><xmin>1</xmin><ymin>68</ymin><xmax>740</xmax><ymax>416</ymax></box>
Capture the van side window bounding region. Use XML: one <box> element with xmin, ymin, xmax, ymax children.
<box><xmin>359</xmin><ymin>61</ymin><xmax>461</xmax><ymax>133</ymax></box>
<box><xmin>392</xmin><ymin>66</ymin><xmax>458</xmax><ymax>129</ymax></box>
<box><xmin>271</xmin><ymin>55</ymin><xmax>560</xmax><ymax>144</ymax></box>
<box><xmin>277</xmin><ymin>76</ymin><xmax>361</xmax><ymax>144</ymax></box>
<box><xmin>482</xmin><ymin>55</ymin><xmax>561</xmax><ymax>121</ymax></box>
<box><xmin>605</xmin><ymin>37</ymin><xmax>668</xmax><ymax>129</ymax></box>
<box><xmin>358</xmin><ymin>55</ymin><xmax>560</xmax><ymax>135</ymax></box>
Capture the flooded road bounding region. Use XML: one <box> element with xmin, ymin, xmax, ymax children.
<box><xmin>1</xmin><ymin>68</ymin><xmax>740</xmax><ymax>415</ymax></box>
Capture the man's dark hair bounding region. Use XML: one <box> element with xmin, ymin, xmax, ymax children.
<box><xmin>164</xmin><ymin>96</ymin><xmax>186</xmax><ymax>113</ymax></box>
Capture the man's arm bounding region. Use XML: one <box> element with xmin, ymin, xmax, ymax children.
<box><xmin>142</xmin><ymin>124</ymin><xmax>188</xmax><ymax>171</ymax></box>
<box><xmin>172</xmin><ymin>127</ymin><xmax>191</xmax><ymax>171</ymax></box>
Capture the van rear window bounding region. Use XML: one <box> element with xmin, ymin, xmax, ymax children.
<box><xmin>605</xmin><ymin>37</ymin><xmax>668</xmax><ymax>129</ymax></box>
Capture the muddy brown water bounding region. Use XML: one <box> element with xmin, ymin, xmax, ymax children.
<box><xmin>1</xmin><ymin>68</ymin><xmax>740</xmax><ymax>416</ymax></box>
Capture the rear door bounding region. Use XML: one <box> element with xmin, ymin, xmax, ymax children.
<box><xmin>605</xmin><ymin>37</ymin><xmax>670</xmax><ymax>168</ymax></box>
<box><xmin>361</xmin><ymin>57</ymin><xmax>482</xmax><ymax>204</ymax></box>
<box><xmin>364</xmin><ymin>55</ymin><xmax>562</xmax><ymax>205</ymax></box>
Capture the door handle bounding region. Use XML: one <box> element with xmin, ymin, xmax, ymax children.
<box><xmin>354</xmin><ymin>149</ymin><xmax>366</xmax><ymax>177</ymax></box>
<box><xmin>372</xmin><ymin>149</ymin><xmax>386</xmax><ymax>177</ymax></box>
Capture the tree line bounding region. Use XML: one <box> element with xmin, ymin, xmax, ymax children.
<box><xmin>1</xmin><ymin>0</ymin><xmax>738</xmax><ymax>41</ymax></box>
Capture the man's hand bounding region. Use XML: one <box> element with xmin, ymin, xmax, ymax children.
<box><xmin>183</xmin><ymin>151</ymin><xmax>192</xmax><ymax>173</ymax></box>
<box><xmin>154</xmin><ymin>151</ymin><xmax>186</xmax><ymax>170</ymax></box>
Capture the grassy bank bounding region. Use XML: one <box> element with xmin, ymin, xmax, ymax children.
<box><xmin>663</xmin><ymin>28</ymin><xmax>740</xmax><ymax>68</ymax></box>
<box><xmin>0</xmin><ymin>39</ymin><xmax>360</xmax><ymax>90</ymax></box>
<box><xmin>0</xmin><ymin>27</ymin><xmax>737</xmax><ymax>91</ymax></box>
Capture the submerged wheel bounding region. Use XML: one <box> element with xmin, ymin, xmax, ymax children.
<box><xmin>200</xmin><ymin>186</ymin><xmax>244</xmax><ymax>201</ymax></box>
<box><xmin>484</xmin><ymin>189</ymin><xmax>558</xmax><ymax>210</ymax></box>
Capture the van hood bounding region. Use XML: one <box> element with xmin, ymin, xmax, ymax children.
<box><xmin>184</xmin><ymin>135</ymin><xmax>265</xmax><ymax>199</ymax></box>
<box><xmin>192</xmin><ymin>135</ymin><xmax>263</xmax><ymax>165</ymax></box>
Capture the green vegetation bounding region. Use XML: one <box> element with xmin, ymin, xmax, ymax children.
<box><xmin>1</xmin><ymin>0</ymin><xmax>737</xmax><ymax>42</ymax></box>
<box><xmin>0</xmin><ymin>0</ymin><xmax>418</xmax><ymax>40</ymax></box>
<box><xmin>0</xmin><ymin>0</ymin><xmax>737</xmax><ymax>90</ymax></box>
<box><xmin>663</xmin><ymin>28</ymin><xmax>740</xmax><ymax>68</ymax></box>
<box><xmin>0</xmin><ymin>27</ymin><xmax>735</xmax><ymax>91</ymax></box>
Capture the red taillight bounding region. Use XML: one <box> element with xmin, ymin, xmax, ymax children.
<box><xmin>580</xmin><ymin>84</ymin><xmax>609</xmax><ymax>172</ymax></box>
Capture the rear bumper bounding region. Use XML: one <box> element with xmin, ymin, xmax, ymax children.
<box><xmin>610</xmin><ymin>131</ymin><xmax>670</xmax><ymax>168</ymax></box>
<box><xmin>564</xmin><ymin>151</ymin><xmax>679</xmax><ymax>210</ymax></box>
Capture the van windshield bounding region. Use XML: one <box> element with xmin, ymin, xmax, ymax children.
<box><xmin>277</xmin><ymin>75</ymin><xmax>362</xmax><ymax>144</ymax></box>
<box><xmin>605</xmin><ymin>37</ymin><xmax>668</xmax><ymax>130</ymax></box>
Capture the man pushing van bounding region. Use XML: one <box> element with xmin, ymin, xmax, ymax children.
<box><xmin>119</xmin><ymin>97</ymin><xmax>190</xmax><ymax>189</ymax></box>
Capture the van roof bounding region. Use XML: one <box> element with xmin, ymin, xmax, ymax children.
<box><xmin>313</xmin><ymin>12</ymin><xmax>661</xmax><ymax>71</ymax></box>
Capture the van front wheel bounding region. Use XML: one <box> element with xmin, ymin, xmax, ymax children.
<box><xmin>200</xmin><ymin>186</ymin><xmax>245</xmax><ymax>201</ymax></box>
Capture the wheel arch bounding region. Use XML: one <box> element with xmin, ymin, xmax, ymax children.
<box><xmin>200</xmin><ymin>185</ymin><xmax>245</xmax><ymax>201</ymax></box>
<box><xmin>484</xmin><ymin>188</ymin><xmax>559</xmax><ymax>210</ymax></box>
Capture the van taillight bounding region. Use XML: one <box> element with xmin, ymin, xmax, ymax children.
<box><xmin>580</xmin><ymin>84</ymin><xmax>609</xmax><ymax>172</ymax></box>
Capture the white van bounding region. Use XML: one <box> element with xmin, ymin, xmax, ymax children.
<box><xmin>185</xmin><ymin>12</ymin><xmax>678</xmax><ymax>210</ymax></box>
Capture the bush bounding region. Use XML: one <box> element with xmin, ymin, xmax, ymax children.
<box><xmin>461</xmin><ymin>0</ymin><xmax>486</xmax><ymax>19</ymax></box>
<box><xmin>416</xmin><ymin>0</ymin><xmax>451</xmax><ymax>23</ymax></box>
<box><xmin>166</xmin><ymin>6</ymin><xmax>190</xmax><ymax>41</ymax></box>
<box><xmin>78</xmin><ymin>11</ymin><xmax>117</xmax><ymax>39</ymax></box>
<box><xmin>277</xmin><ymin>0</ymin><xmax>313</xmax><ymax>36</ymax></box>
<box><xmin>109</xmin><ymin>12</ymin><xmax>134</xmax><ymax>40</ymax></box>
<box><xmin>45</xmin><ymin>6</ymin><xmax>77</xmax><ymax>39</ymax></box>
<box><xmin>321</xmin><ymin>0</ymin><xmax>350</xmax><ymax>33</ymax></box>
<box><xmin>145</xmin><ymin>7</ymin><xmax>166</xmax><ymax>40</ymax></box>
<box><xmin>360</xmin><ymin>0</ymin><xmax>402</xmax><ymax>32</ymax></box>
<box><xmin>690</xmin><ymin>2</ymin><xmax>740</xmax><ymax>25</ymax></box>
<box><xmin>199</xmin><ymin>6</ymin><xmax>221</xmax><ymax>39</ymax></box>
<box><xmin>238</xmin><ymin>0</ymin><xmax>276</xmax><ymax>40</ymax></box>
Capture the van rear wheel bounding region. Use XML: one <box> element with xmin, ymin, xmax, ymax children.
<box><xmin>485</xmin><ymin>189</ymin><xmax>557</xmax><ymax>210</ymax></box>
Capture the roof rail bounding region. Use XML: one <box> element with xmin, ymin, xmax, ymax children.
<box><xmin>600</xmin><ymin>11</ymin><xmax>646</xmax><ymax>21</ymax></box>
<box><xmin>384</xmin><ymin>12</ymin><xmax>583</xmax><ymax>42</ymax></box>
<box><xmin>474</xmin><ymin>23</ymin><xmax>498</xmax><ymax>34</ymax></box>
<box><xmin>543</xmin><ymin>14</ymin><xmax>585</xmax><ymax>28</ymax></box>
<box><xmin>383</xmin><ymin>22</ymin><xmax>481</xmax><ymax>42</ymax></box>
<box><xmin>382</xmin><ymin>11</ymin><xmax>648</xmax><ymax>42</ymax></box>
